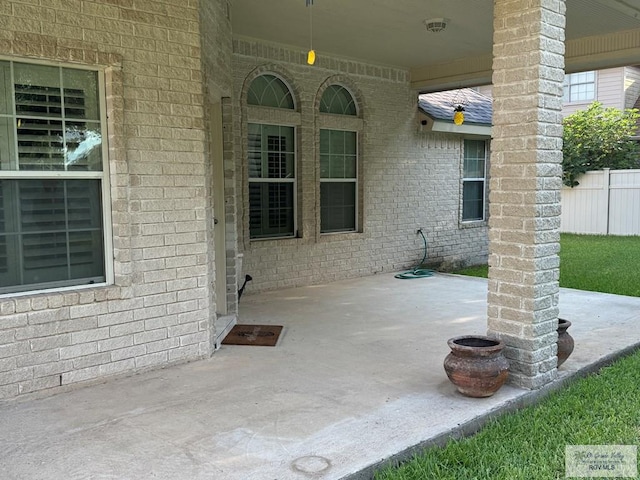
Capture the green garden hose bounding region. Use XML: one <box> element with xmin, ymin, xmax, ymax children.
<box><xmin>394</xmin><ymin>229</ymin><xmax>435</xmax><ymax>279</ymax></box>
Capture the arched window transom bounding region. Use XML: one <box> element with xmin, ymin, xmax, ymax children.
<box><xmin>320</xmin><ymin>85</ymin><xmax>356</xmax><ymax>115</ymax></box>
<box><xmin>247</xmin><ymin>74</ymin><xmax>294</xmax><ymax>109</ymax></box>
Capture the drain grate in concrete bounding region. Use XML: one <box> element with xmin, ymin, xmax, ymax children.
<box><xmin>222</xmin><ymin>324</ymin><xmax>283</xmax><ymax>347</ymax></box>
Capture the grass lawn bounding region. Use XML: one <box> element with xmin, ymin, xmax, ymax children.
<box><xmin>453</xmin><ymin>233</ymin><xmax>640</xmax><ymax>297</ymax></box>
<box><xmin>375</xmin><ymin>234</ymin><xmax>640</xmax><ymax>479</ymax></box>
<box><xmin>375</xmin><ymin>350</ymin><xmax>640</xmax><ymax>480</ymax></box>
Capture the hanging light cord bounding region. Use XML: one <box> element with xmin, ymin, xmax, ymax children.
<box><xmin>307</xmin><ymin>0</ymin><xmax>313</xmax><ymax>52</ymax></box>
<box><xmin>305</xmin><ymin>0</ymin><xmax>316</xmax><ymax>65</ymax></box>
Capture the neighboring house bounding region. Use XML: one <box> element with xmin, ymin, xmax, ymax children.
<box><xmin>477</xmin><ymin>65</ymin><xmax>640</xmax><ymax>123</ymax></box>
<box><xmin>562</xmin><ymin>67</ymin><xmax>640</xmax><ymax>126</ymax></box>
<box><xmin>476</xmin><ymin>67</ymin><xmax>640</xmax><ymax>235</ymax></box>
<box><xmin>0</xmin><ymin>1</ymin><xmax>638</xmax><ymax>399</ymax></box>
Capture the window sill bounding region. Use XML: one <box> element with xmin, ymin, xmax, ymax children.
<box><xmin>0</xmin><ymin>282</ymin><xmax>118</xmax><ymax>302</ymax></box>
<box><xmin>460</xmin><ymin>220</ymin><xmax>487</xmax><ymax>229</ymax></box>
<box><xmin>563</xmin><ymin>100</ymin><xmax>595</xmax><ymax>106</ymax></box>
<box><xmin>249</xmin><ymin>235</ymin><xmax>300</xmax><ymax>246</ymax></box>
<box><xmin>319</xmin><ymin>231</ymin><xmax>363</xmax><ymax>242</ymax></box>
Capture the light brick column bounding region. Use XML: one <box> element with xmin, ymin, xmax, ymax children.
<box><xmin>488</xmin><ymin>0</ymin><xmax>566</xmax><ymax>389</ymax></box>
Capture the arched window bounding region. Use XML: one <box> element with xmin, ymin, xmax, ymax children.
<box><xmin>246</xmin><ymin>74</ymin><xmax>297</xmax><ymax>239</ymax></box>
<box><xmin>319</xmin><ymin>85</ymin><xmax>359</xmax><ymax>234</ymax></box>
<box><xmin>320</xmin><ymin>85</ymin><xmax>357</xmax><ymax>115</ymax></box>
<box><xmin>247</xmin><ymin>74</ymin><xmax>295</xmax><ymax>109</ymax></box>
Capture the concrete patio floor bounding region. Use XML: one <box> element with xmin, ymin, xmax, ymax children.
<box><xmin>2</xmin><ymin>273</ymin><xmax>640</xmax><ymax>480</ymax></box>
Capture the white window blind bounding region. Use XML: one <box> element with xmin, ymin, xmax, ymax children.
<box><xmin>247</xmin><ymin>124</ymin><xmax>295</xmax><ymax>239</ymax></box>
<box><xmin>246</xmin><ymin>73</ymin><xmax>297</xmax><ymax>240</ymax></box>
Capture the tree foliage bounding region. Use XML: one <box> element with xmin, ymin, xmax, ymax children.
<box><xmin>562</xmin><ymin>102</ymin><xmax>640</xmax><ymax>187</ymax></box>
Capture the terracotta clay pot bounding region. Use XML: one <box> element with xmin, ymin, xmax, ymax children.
<box><xmin>444</xmin><ymin>335</ymin><xmax>509</xmax><ymax>398</ymax></box>
<box><xmin>557</xmin><ymin>318</ymin><xmax>574</xmax><ymax>367</ymax></box>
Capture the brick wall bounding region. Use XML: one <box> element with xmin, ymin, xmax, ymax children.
<box><xmin>0</xmin><ymin>0</ymin><xmax>230</xmax><ymax>399</ymax></box>
<box><xmin>232</xmin><ymin>40</ymin><xmax>489</xmax><ymax>293</ymax></box>
<box><xmin>0</xmin><ymin>1</ymin><xmax>490</xmax><ymax>400</ymax></box>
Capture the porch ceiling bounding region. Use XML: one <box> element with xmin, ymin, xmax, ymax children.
<box><xmin>231</xmin><ymin>0</ymin><xmax>640</xmax><ymax>91</ymax></box>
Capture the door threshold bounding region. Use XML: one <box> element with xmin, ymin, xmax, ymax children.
<box><xmin>214</xmin><ymin>314</ymin><xmax>237</xmax><ymax>350</ymax></box>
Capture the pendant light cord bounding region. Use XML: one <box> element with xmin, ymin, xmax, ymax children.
<box><xmin>308</xmin><ymin>0</ymin><xmax>313</xmax><ymax>51</ymax></box>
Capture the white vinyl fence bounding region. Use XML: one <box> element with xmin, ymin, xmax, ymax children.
<box><xmin>561</xmin><ymin>169</ymin><xmax>640</xmax><ymax>235</ymax></box>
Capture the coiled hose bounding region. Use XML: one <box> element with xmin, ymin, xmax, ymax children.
<box><xmin>394</xmin><ymin>229</ymin><xmax>435</xmax><ymax>279</ymax></box>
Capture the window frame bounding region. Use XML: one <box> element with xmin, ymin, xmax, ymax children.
<box><xmin>0</xmin><ymin>57</ymin><xmax>113</xmax><ymax>297</ymax></box>
<box><xmin>317</xmin><ymin>82</ymin><xmax>361</xmax><ymax>236</ymax></box>
<box><xmin>319</xmin><ymin>84</ymin><xmax>358</xmax><ymax>116</ymax></box>
<box><xmin>245</xmin><ymin>72</ymin><xmax>299</xmax><ymax>242</ymax></box>
<box><xmin>563</xmin><ymin>71</ymin><xmax>596</xmax><ymax>104</ymax></box>
<box><xmin>247</xmin><ymin>73</ymin><xmax>296</xmax><ymax>110</ymax></box>
<box><xmin>461</xmin><ymin>139</ymin><xmax>488</xmax><ymax>224</ymax></box>
<box><xmin>247</xmin><ymin>122</ymin><xmax>298</xmax><ymax>240</ymax></box>
<box><xmin>319</xmin><ymin>128</ymin><xmax>358</xmax><ymax>234</ymax></box>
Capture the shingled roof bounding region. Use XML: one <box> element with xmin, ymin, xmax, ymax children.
<box><xmin>418</xmin><ymin>88</ymin><xmax>492</xmax><ymax>126</ymax></box>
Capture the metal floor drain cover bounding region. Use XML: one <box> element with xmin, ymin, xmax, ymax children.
<box><xmin>238</xmin><ymin>331</ymin><xmax>275</xmax><ymax>337</ymax></box>
<box><xmin>222</xmin><ymin>325</ymin><xmax>283</xmax><ymax>347</ymax></box>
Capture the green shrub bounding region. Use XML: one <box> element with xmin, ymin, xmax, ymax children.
<box><xmin>562</xmin><ymin>102</ymin><xmax>640</xmax><ymax>187</ymax></box>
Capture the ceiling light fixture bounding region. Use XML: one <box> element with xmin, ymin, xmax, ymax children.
<box><xmin>424</xmin><ymin>18</ymin><xmax>448</xmax><ymax>33</ymax></box>
<box><xmin>306</xmin><ymin>0</ymin><xmax>316</xmax><ymax>65</ymax></box>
